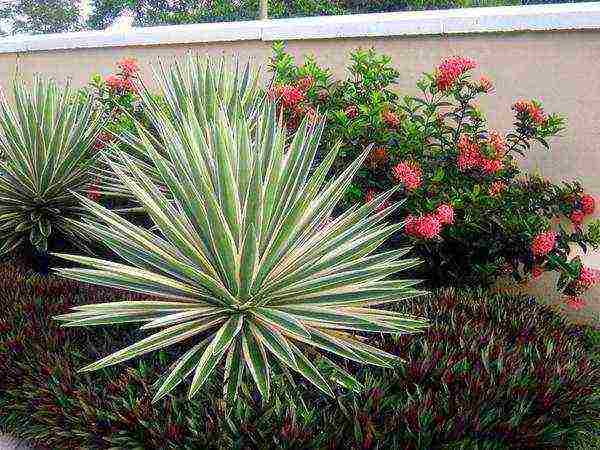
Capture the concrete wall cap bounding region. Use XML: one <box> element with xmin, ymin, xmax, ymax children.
<box><xmin>0</xmin><ymin>3</ymin><xmax>599</xmax><ymax>54</ymax></box>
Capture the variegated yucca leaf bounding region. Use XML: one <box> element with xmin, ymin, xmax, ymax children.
<box><xmin>0</xmin><ymin>76</ymin><xmax>105</xmax><ymax>254</ymax></box>
<box><xmin>97</xmin><ymin>55</ymin><xmax>264</xmax><ymax>199</ymax></box>
<box><xmin>54</xmin><ymin>59</ymin><xmax>427</xmax><ymax>402</ymax></box>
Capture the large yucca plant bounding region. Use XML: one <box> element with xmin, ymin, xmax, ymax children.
<box><xmin>0</xmin><ymin>76</ymin><xmax>105</xmax><ymax>254</ymax></box>
<box><xmin>54</xmin><ymin>59</ymin><xmax>427</xmax><ymax>402</ymax></box>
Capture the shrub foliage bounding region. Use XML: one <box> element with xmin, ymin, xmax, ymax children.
<box><xmin>269</xmin><ymin>44</ymin><xmax>600</xmax><ymax>310</ymax></box>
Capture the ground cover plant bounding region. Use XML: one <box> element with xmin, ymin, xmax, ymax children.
<box><xmin>269</xmin><ymin>43</ymin><xmax>600</xmax><ymax>312</ymax></box>
<box><xmin>1</xmin><ymin>262</ymin><xmax>598</xmax><ymax>449</ymax></box>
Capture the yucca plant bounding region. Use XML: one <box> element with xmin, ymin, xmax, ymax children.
<box><xmin>0</xmin><ymin>76</ymin><xmax>106</xmax><ymax>255</ymax></box>
<box><xmin>97</xmin><ymin>55</ymin><xmax>264</xmax><ymax>199</ymax></box>
<box><xmin>53</xmin><ymin>59</ymin><xmax>427</xmax><ymax>402</ymax></box>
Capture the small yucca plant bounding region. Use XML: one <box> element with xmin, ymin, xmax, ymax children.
<box><xmin>54</xmin><ymin>59</ymin><xmax>427</xmax><ymax>402</ymax></box>
<box><xmin>0</xmin><ymin>76</ymin><xmax>105</xmax><ymax>254</ymax></box>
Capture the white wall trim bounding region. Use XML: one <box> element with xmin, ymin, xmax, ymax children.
<box><xmin>0</xmin><ymin>3</ymin><xmax>599</xmax><ymax>54</ymax></box>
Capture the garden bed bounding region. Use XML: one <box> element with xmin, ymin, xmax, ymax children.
<box><xmin>1</xmin><ymin>262</ymin><xmax>598</xmax><ymax>449</ymax></box>
<box><xmin>0</xmin><ymin>42</ymin><xmax>599</xmax><ymax>450</ymax></box>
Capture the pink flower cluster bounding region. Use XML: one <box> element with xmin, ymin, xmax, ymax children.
<box><xmin>435</xmin><ymin>56</ymin><xmax>477</xmax><ymax>92</ymax></box>
<box><xmin>93</xmin><ymin>131</ymin><xmax>115</xmax><ymax>152</ymax></box>
<box><xmin>105</xmin><ymin>58</ymin><xmax>139</xmax><ymax>94</ymax></box>
<box><xmin>269</xmin><ymin>84</ymin><xmax>306</xmax><ymax>109</ymax></box>
<box><xmin>456</xmin><ymin>135</ymin><xmax>481</xmax><ymax>171</ymax></box>
<box><xmin>345</xmin><ymin>104</ymin><xmax>359</xmax><ymax>119</ymax></box>
<box><xmin>582</xmin><ymin>194</ymin><xmax>596</xmax><ymax>215</ymax></box>
<box><xmin>512</xmin><ymin>100</ymin><xmax>548</xmax><ymax>125</ymax></box>
<box><xmin>105</xmin><ymin>74</ymin><xmax>136</xmax><ymax>93</ymax></box>
<box><xmin>565</xmin><ymin>297</ymin><xmax>586</xmax><ymax>311</ymax></box>
<box><xmin>295</xmin><ymin>76</ymin><xmax>314</xmax><ymax>92</ymax></box>
<box><xmin>392</xmin><ymin>161</ymin><xmax>422</xmax><ymax>191</ymax></box>
<box><xmin>570</xmin><ymin>210</ymin><xmax>585</xmax><ymax>227</ymax></box>
<box><xmin>268</xmin><ymin>77</ymin><xmax>320</xmax><ymax>130</ymax></box>
<box><xmin>531</xmin><ymin>265</ymin><xmax>544</xmax><ymax>279</ymax></box>
<box><xmin>489</xmin><ymin>181</ymin><xmax>507</xmax><ymax>197</ymax></box>
<box><xmin>488</xmin><ymin>130</ymin><xmax>507</xmax><ymax>156</ymax></box>
<box><xmin>564</xmin><ymin>266</ymin><xmax>599</xmax><ymax>310</ymax></box>
<box><xmin>87</xmin><ymin>177</ymin><xmax>101</xmax><ymax>201</ymax></box>
<box><xmin>382</xmin><ymin>110</ymin><xmax>400</xmax><ymax>128</ymax></box>
<box><xmin>478</xmin><ymin>75</ymin><xmax>494</xmax><ymax>93</ymax></box>
<box><xmin>570</xmin><ymin>193</ymin><xmax>595</xmax><ymax>227</ymax></box>
<box><xmin>578</xmin><ymin>266</ymin><xmax>598</xmax><ymax>287</ymax></box>
<box><xmin>457</xmin><ymin>134</ymin><xmax>504</xmax><ymax>174</ymax></box>
<box><xmin>405</xmin><ymin>204</ymin><xmax>454</xmax><ymax>240</ymax></box>
<box><xmin>435</xmin><ymin>204</ymin><xmax>455</xmax><ymax>225</ymax></box>
<box><xmin>531</xmin><ymin>231</ymin><xmax>556</xmax><ymax>257</ymax></box>
<box><xmin>481</xmin><ymin>159</ymin><xmax>504</xmax><ymax>175</ymax></box>
<box><xmin>117</xmin><ymin>58</ymin><xmax>138</xmax><ymax>77</ymax></box>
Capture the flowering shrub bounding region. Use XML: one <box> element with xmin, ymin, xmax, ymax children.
<box><xmin>269</xmin><ymin>44</ymin><xmax>600</xmax><ymax>310</ymax></box>
<box><xmin>89</xmin><ymin>57</ymin><xmax>142</xmax><ymax>145</ymax></box>
<box><xmin>88</xmin><ymin>58</ymin><xmax>150</xmax><ymax>202</ymax></box>
<box><xmin>91</xmin><ymin>57</ymin><xmax>139</xmax><ymax>105</ymax></box>
<box><xmin>1</xmin><ymin>262</ymin><xmax>598</xmax><ymax>449</ymax></box>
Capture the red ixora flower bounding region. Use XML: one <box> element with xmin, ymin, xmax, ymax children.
<box><xmin>481</xmin><ymin>158</ymin><xmax>504</xmax><ymax>175</ymax></box>
<box><xmin>105</xmin><ymin>74</ymin><xmax>136</xmax><ymax>93</ymax></box>
<box><xmin>416</xmin><ymin>215</ymin><xmax>442</xmax><ymax>239</ymax></box>
<box><xmin>280</xmin><ymin>85</ymin><xmax>305</xmax><ymax>109</ymax></box>
<box><xmin>87</xmin><ymin>178</ymin><xmax>101</xmax><ymax>201</ymax></box>
<box><xmin>122</xmin><ymin>77</ymin><xmax>137</xmax><ymax>93</ymax></box>
<box><xmin>531</xmin><ymin>265</ymin><xmax>544</xmax><ymax>279</ymax></box>
<box><xmin>301</xmin><ymin>105</ymin><xmax>319</xmax><ymax>124</ymax></box>
<box><xmin>488</xmin><ymin>130</ymin><xmax>507</xmax><ymax>157</ymax></box>
<box><xmin>382</xmin><ymin>110</ymin><xmax>400</xmax><ymax>128</ymax></box>
<box><xmin>512</xmin><ymin>100</ymin><xmax>530</xmax><ymax>113</ymax></box>
<box><xmin>478</xmin><ymin>75</ymin><xmax>494</xmax><ymax>93</ymax></box>
<box><xmin>435</xmin><ymin>56</ymin><xmax>477</xmax><ymax>92</ymax></box>
<box><xmin>489</xmin><ymin>181</ymin><xmax>507</xmax><ymax>197</ymax></box>
<box><xmin>117</xmin><ymin>57</ymin><xmax>138</xmax><ymax>77</ymax></box>
<box><xmin>367</xmin><ymin>146</ymin><xmax>389</xmax><ymax>168</ymax></box>
<box><xmin>317</xmin><ymin>89</ymin><xmax>329</xmax><ymax>102</ymax></box>
<box><xmin>405</xmin><ymin>214</ymin><xmax>442</xmax><ymax>240</ymax></box>
<box><xmin>345</xmin><ymin>104</ymin><xmax>359</xmax><ymax>119</ymax></box>
<box><xmin>105</xmin><ymin>74</ymin><xmax>123</xmax><ymax>91</ymax></box>
<box><xmin>565</xmin><ymin>296</ymin><xmax>586</xmax><ymax>310</ymax></box>
<box><xmin>578</xmin><ymin>266</ymin><xmax>598</xmax><ymax>287</ymax></box>
<box><xmin>295</xmin><ymin>75</ymin><xmax>314</xmax><ymax>92</ymax></box>
<box><xmin>531</xmin><ymin>231</ymin><xmax>556</xmax><ymax>257</ymax></box>
<box><xmin>457</xmin><ymin>134</ymin><xmax>482</xmax><ymax>171</ymax></box>
<box><xmin>435</xmin><ymin>203</ymin><xmax>454</xmax><ymax>225</ymax></box>
<box><xmin>392</xmin><ymin>161</ymin><xmax>422</xmax><ymax>191</ymax></box>
<box><xmin>512</xmin><ymin>99</ymin><xmax>547</xmax><ymax>125</ymax></box>
<box><xmin>364</xmin><ymin>189</ymin><xmax>390</xmax><ymax>213</ymax></box>
<box><xmin>268</xmin><ymin>84</ymin><xmax>305</xmax><ymax>109</ymax></box>
<box><xmin>570</xmin><ymin>210</ymin><xmax>585</xmax><ymax>227</ymax></box>
<box><xmin>93</xmin><ymin>131</ymin><xmax>113</xmax><ymax>151</ymax></box>
<box><xmin>581</xmin><ymin>194</ymin><xmax>595</xmax><ymax>215</ymax></box>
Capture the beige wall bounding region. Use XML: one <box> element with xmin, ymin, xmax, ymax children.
<box><xmin>1</xmin><ymin>30</ymin><xmax>599</xmax><ymax>321</ymax></box>
<box><xmin>4</xmin><ymin>30</ymin><xmax>598</xmax><ymax>199</ymax></box>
